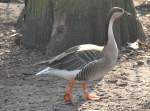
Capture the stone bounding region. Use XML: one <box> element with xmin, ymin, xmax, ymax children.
<box><xmin>116</xmin><ymin>79</ymin><xmax>128</xmax><ymax>86</ymax></box>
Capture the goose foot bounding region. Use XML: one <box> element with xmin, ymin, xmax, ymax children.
<box><xmin>64</xmin><ymin>93</ymin><xmax>72</xmax><ymax>103</ymax></box>
<box><xmin>84</xmin><ymin>92</ymin><xmax>100</xmax><ymax>100</ymax></box>
<box><xmin>81</xmin><ymin>82</ymin><xmax>100</xmax><ymax>101</ymax></box>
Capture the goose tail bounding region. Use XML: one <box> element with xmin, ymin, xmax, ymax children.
<box><xmin>36</xmin><ymin>67</ymin><xmax>52</xmax><ymax>76</ymax></box>
<box><xmin>36</xmin><ymin>67</ymin><xmax>80</xmax><ymax>80</ymax></box>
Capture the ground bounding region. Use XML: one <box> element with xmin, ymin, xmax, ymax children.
<box><xmin>0</xmin><ymin>1</ymin><xmax>150</xmax><ymax>111</ymax></box>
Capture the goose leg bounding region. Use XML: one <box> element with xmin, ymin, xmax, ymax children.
<box><xmin>64</xmin><ymin>80</ymin><xmax>76</xmax><ymax>102</ymax></box>
<box><xmin>81</xmin><ymin>82</ymin><xmax>100</xmax><ymax>100</ymax></box>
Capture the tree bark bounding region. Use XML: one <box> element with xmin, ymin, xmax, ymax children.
<box><xmin>46</xmin><ymin>0</ymin><xmax>145</xmax><ymax>56</ymax></box>
<box><xmin>20</xmin><ymin>0</ymin><xmax>145</xmax><ymax>56</ymax></box>
<box><xmin>22</xmin><ymin>0</ymin><xmax>53</xmax><ymax>50</ymax></box>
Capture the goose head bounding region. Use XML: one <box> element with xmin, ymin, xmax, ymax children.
<box><xmin>104</xmin><ymin>7</ymin><xmax>131</xmax><ymax>45</ymax></box>
<box><xmin>109</xmin><ymin>7</ymin><xmax>131</xmax><ymax>21</ymax></box>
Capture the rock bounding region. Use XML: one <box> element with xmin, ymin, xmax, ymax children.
<box><xmin>120</xmin><ymin>75</ymin><xmax>128</xmax><ymax>80</ymax></box>
<box><xmin>133</xmin><ymin>60</ymin><xmax>145</xmax><ymax>68</ymax></box>
<box><xmin>127</xmin><ymin>40</ymin><xmax>139</xmax><ymax>49</ymax></box>
<box><xmin>136</xmin><ymin>60</ymin><xmax>144</xmax><ymax>66</ymax></box>
<box><xmin>105</xmin><ymin>79</ymin><xmax>118</xmax><ymax>84</ymax></box>
<box><xmin>143</xmin><ymin>101</ymin><xmax>150</xmax><ymax>109</ymax></box>
<box><xmin>120</xmin><ymin>72</ymin><xmax>129</xmax><ymax>76</ymax></box>
<box><xmin>104</xmin><ymin>75</ymin><xmax>119</xmax><ymax>84</ymax></box>
<box><xmin>116</xmin><ymin>79</ymin><xmax>128</xmax><ymax>86</ymax></box>
<box><xmin>146</xmin><ymin>59</ymin><xmax>150</xmax><ymax>65</ymax></box>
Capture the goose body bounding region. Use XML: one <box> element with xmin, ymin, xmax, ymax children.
<box><xmin>36</xmin><ymin>7</ymin><xmax>131</xmax><ymax>102</ymax></box>
<box><xmin>36</xmin><ymin>44</ymin><xmax>105</xmax><ymax>80</ymax></box>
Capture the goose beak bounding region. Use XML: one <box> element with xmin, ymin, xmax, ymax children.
<box><xmin>124</xmin><ymin>11</ymin><xmax>131</xmax><ymax>16</ymax></box>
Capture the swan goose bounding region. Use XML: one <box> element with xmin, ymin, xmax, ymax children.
<box><xmin>36</xmin><ymin>7</ymin><xmax>131</xmax><ymax>102</ymax></box>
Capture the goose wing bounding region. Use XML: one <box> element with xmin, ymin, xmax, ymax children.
<box><xmin>45</xmin><ymin>44</ymin><xmax>104</xmax><ymax>70</ymax></box>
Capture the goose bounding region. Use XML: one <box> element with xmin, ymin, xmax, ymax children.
<box><xmin>35</xmin><ymin>7</ymin><xmax>131</xmax><ymax>102</ymax></box>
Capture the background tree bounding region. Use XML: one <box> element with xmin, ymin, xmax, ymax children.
<box><xmin>20</xmin><ymin>0</ymin><xmax>145</xmax><ymax>56</ymax></box>
<box><xmin>21</xmin><ymin>0</ymin><xmax>53</xmax><ymax>50</ymax></box>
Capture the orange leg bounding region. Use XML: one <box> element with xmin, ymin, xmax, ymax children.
<box><xmin>81</xmin><ymin>82</ymin><xmax>100</xmax><ymax>100</ymax></box>
<box><xmin>64</xmin><ymin>80</ymin><xmax>76</xmax><ymax>102</ymax></box>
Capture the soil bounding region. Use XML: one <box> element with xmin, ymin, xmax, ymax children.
<box><xmin>0</xmin><ymin>1</ymin><xmax>150</xmax><ymax>111</ymax></box>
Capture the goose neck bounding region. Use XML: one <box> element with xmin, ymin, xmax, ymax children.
<box><xmin>103</xmin><ymin>15</ymin><xmax>118</xmax><ymax>61</ymax></box>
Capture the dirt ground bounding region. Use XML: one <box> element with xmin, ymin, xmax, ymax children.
<box><xmin>0</xmin><ymin>1</ymin><xmax>150</xmax><ymax>111</ymax></box>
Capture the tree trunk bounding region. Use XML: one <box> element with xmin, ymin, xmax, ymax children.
<box><xmin>46</xmin><ymin>0</ymin><xmax>145</xmax><ymax>56</ymax></box>
<box><xmin>22</xmin><ymin>0</ymin><xmax>53</xmax><ymax>50</ymax></box>
<box><xmin>21</xmin><ymin>0</ymin><xmax>145</xmax><ymax>56</ymax></box>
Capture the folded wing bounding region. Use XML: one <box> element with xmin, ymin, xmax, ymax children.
<box><xmin>47</xmin><ymin>44</ymin><xmax>104</xmax><ymax>70</ymax></box>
